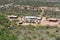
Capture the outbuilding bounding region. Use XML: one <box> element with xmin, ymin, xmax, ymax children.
<box><xmin>8</xmin><ymin>15</ymin><xmax>18</xmax><ymax>19</ymax></box>
<box><xmin>24</xmin><ymin>16</ymin><xmax>42</xmax><ymax>23</ymax></box>
<box><xmin>47</xmin><ymin>18</ymin><xmax>58</xmax><ymax>22</ymax></box>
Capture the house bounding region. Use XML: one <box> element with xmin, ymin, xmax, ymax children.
<box><xmin>47</xmin><ymin>18</ymin><xmax>58</xmax><ymax>22</ymax></box>
<box><xmin>37</xmin><ymin>17</ymin><xmax>42</xmax><ymax>20</ymax></box>
<box><xmin>24</xmin><ymin>16</ymin><xmax>42</xmax><ymax>23</ymax></box>
<box><xmin>8</xmin><ymin>15</ymin><xmax>18</xmax><ymax>19</ymax></box>
<box><xmin>40</xmin><ymin>17</ymin><xmax>59</xmax><ymax>26</ymax></box>
<box><xmin>24</xmin><ymin>16</ymin><xmax>36</xmax><ymax>22</ymax></box>
<box><xmin>25</xmin><ymin>16</ymin><xmax>37</xmax><ymax>20</ymax></box>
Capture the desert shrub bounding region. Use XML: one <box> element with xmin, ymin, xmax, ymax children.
<box><xmin>27</xmin><ymin>25</ymin><xmax>35</xmax><ymax>28</ymax></box>
<box><xmin>56</xmin><ymin>36</ymin><xmax>60</xmax><ymax>40</ymax></box>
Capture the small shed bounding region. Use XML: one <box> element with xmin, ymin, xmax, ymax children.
<box><xmin>19</xmin><ymin>20</ymin><xmax>23</xmax><ymax>24</ymax></box>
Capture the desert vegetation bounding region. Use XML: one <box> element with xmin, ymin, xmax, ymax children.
<box><xmin>0</xmin><ymin>6</ymin><xmax>42</xmax><ymax>16</ymax></box>
<box><xmin>0</xmin><ymin>0</ymin><xmax>60</xmax><ymax>40</ymax></box>
<box><xmin>0</xmin><ymin>13</ymin><xmax>60</xmax><ymax>40</ymax></box>
<box><xmin>44</xmin><ymin>10</ymin><xmax>60</xmax><ymax>18</ymax></box>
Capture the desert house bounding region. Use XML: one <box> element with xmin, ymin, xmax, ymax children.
<box><xmin>8</xmin><ymin>15</ymin><xmax>18</xmax><ymax>19</ymax></box>
<box><xmin>40</xmin><ymin>17</ymin><xmax>59</xmax><ymax>26</ymax></box>
<box><xmin>47</xmin><ymin>18</ymin><xmax>58</xmax><ymax>22</ymax></box>
<box><xmin>24</xmin><ymin>16</ymin><xmax>42</xmax><ymax>23</ymax></box>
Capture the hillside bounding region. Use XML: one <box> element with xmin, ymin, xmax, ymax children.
<box><xmin>41</xmin><ymin>0</ymin><xmax>60</xmax><ymax>2</ymax></box>
<box><xmin>0</xmin><ymin>0</ymin><xmax>60</xmax><ymax>40</ymax></box>
<box><xmin>0</xmin><ymin>0</ymin><xmax>60</xmax><ymax>5</ymax></box>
